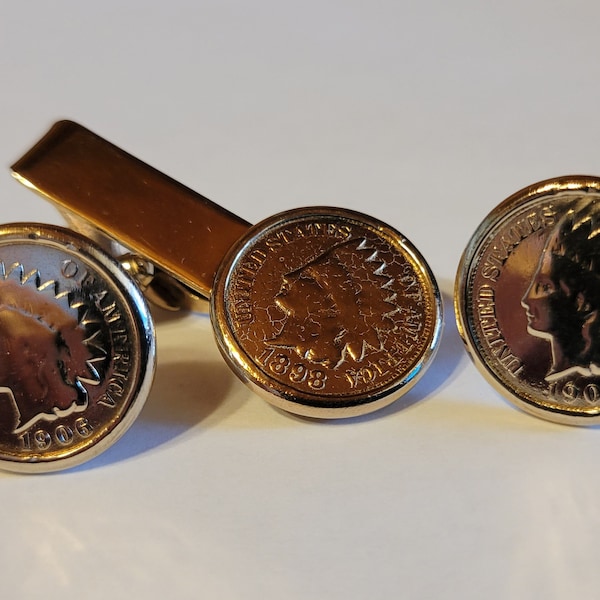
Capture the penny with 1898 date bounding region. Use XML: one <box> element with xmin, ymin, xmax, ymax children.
<box><xmin>212</xmin><ymin>207</ymin><xmax>442</xmax><ymax>418</ymax></box>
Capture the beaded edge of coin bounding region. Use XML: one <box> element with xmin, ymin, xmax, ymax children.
<box><xmin>0</xmin><ymin>224</ymin><xmax>155</xmax><ymax>472</ymax></box>
<box><xmin>211</xmin><ymin>207</ymin><xmax>443</xmax><ymax>418</ymax></box>
<box><xmin>455</xmin><ymin>176</ymin><xmax>600</xmax><ymax>425</ymax></box>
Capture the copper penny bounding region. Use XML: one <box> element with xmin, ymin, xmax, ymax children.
<box><xmin>456</xmin><ymin>176</ymin><xmax>600</xmax><ymax>425</ymax></box>
<box><xmin>212</xmin><ymin>207</ymin><xmax>442</xmax><ymax>418</ymax></box>
<box><xmin>0</xmin><ymin>224</ymin><xmax>155</xmax><ymax>471</ymax></box>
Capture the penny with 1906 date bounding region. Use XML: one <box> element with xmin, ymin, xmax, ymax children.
<box><xmin>0</xmin><ymin>224</ymin><xmax>155</xmax><ymax>472</ymax></box>
<box><xmin>456</xmin><ymin>176</ymin><xmax>600</xmax><ymax>425</ymax></box>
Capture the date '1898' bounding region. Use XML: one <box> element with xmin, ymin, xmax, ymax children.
<box><xmin>258</xmin><ymin>349</ymin><xmax>327</xmax><ymax>390</ymax></box>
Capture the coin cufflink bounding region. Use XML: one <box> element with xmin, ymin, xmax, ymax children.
<box><xmin>0</xmin><ymin>223</ymin><xmax>155</xmax><ymax>472</ymax></box>
<box><xmin>456</xmin><ymin>176</ymin><xmax>600</xmax><ymax>425</ymax></box>
<box><xmin>1</xmin><ymin>121</ymin><xmax>442</xmax><ymax>469</ymax></box>
<box><xmin>211</xmin><ymin>206</ymin><xmax>442</xmax><ymax>418</ymax></box>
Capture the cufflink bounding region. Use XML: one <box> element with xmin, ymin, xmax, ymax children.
<box><xmin>0</xmin><ymin>222</ymin><xmax>155</xmax><ymax>471</ymax></box>
<box><xmin>455</xmin><ymin>176</ymin><xmax>600</xmax><ymax>425</ymax></box>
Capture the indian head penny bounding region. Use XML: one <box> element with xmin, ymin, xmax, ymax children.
<box><xmin>212</xmin><ymin>207</ymin><xmax>442</xmax><ymax>418</ymax></box>
<box><xmin>456</xmin><ymin>176</ymin><xmax>600</xmax><ymax>425</ymax></box>
<box><xmin>0</xmin><ymin>224</ymin><xmax>155</xmax><ymax>471</ymax></box>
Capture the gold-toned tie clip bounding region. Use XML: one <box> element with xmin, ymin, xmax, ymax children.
<box><xmin>12</xmin><ymin>120</ymin><xmax>250</xmax><ymax>311</ymax></box>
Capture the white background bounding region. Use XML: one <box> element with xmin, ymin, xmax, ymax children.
<box><xmin>2</xmin><ymin>1</ymin><xmax>600</xmax><ymax>598</ymax></box>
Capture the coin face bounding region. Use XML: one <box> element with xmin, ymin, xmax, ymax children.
<box><xmin>456</xmin><ymin>176</ymin><xmax>600</xmax><ymax>425</ymax></box>
<box><xmin>0</xmin><ymin>224</ymin><xmax>155</xmax><ymax>471</ymax></box>
<box><xmin>211</xmin><ymin>207</ymin><xmax>442</xmax><ymax>418</ymax></box>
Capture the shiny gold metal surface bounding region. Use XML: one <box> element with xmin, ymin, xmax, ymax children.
<box><xmin>0</xmin><ymin>224</ymin><xmax>155</xmax><ymax>472</ymax></box>
<box><xmin>456</xmin><ymin>176</ymin><xmax>600</xmax><ymax>425</ymax></box>
<box><xmin>12</xmin><ymin>120</ymin><xmax>250</xmax><ymax>300</ymax></box>
<box><xmin>13</xmin><ymin>121</ymin><xmax>442</xmax><ymax>419</ymax></box>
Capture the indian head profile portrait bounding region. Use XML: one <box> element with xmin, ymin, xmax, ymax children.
<box><xmin>267</xmin><ymin>237</ymin><xmax>410</xmax><ymax>369</ymax></box>
<box><xmin>0</xmin><ymin>265</ymin><xmax>105</xmax><ymax>434</ymax></box>
<box><xmin>521</xmin><ymin>198</ymin><xmax>600</xmax><ymax>382</ymax></box>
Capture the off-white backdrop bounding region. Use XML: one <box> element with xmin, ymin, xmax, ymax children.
<box><xmin>1</xmin><ymin>2</ymin><xmax>599</xmax><ymax>598</ymax></box>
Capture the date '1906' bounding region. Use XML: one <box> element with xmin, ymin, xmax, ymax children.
<box><xmin>18</xmin><ymin>418</ymin><xmax>94</xmax><ymax>451</ymax></box>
